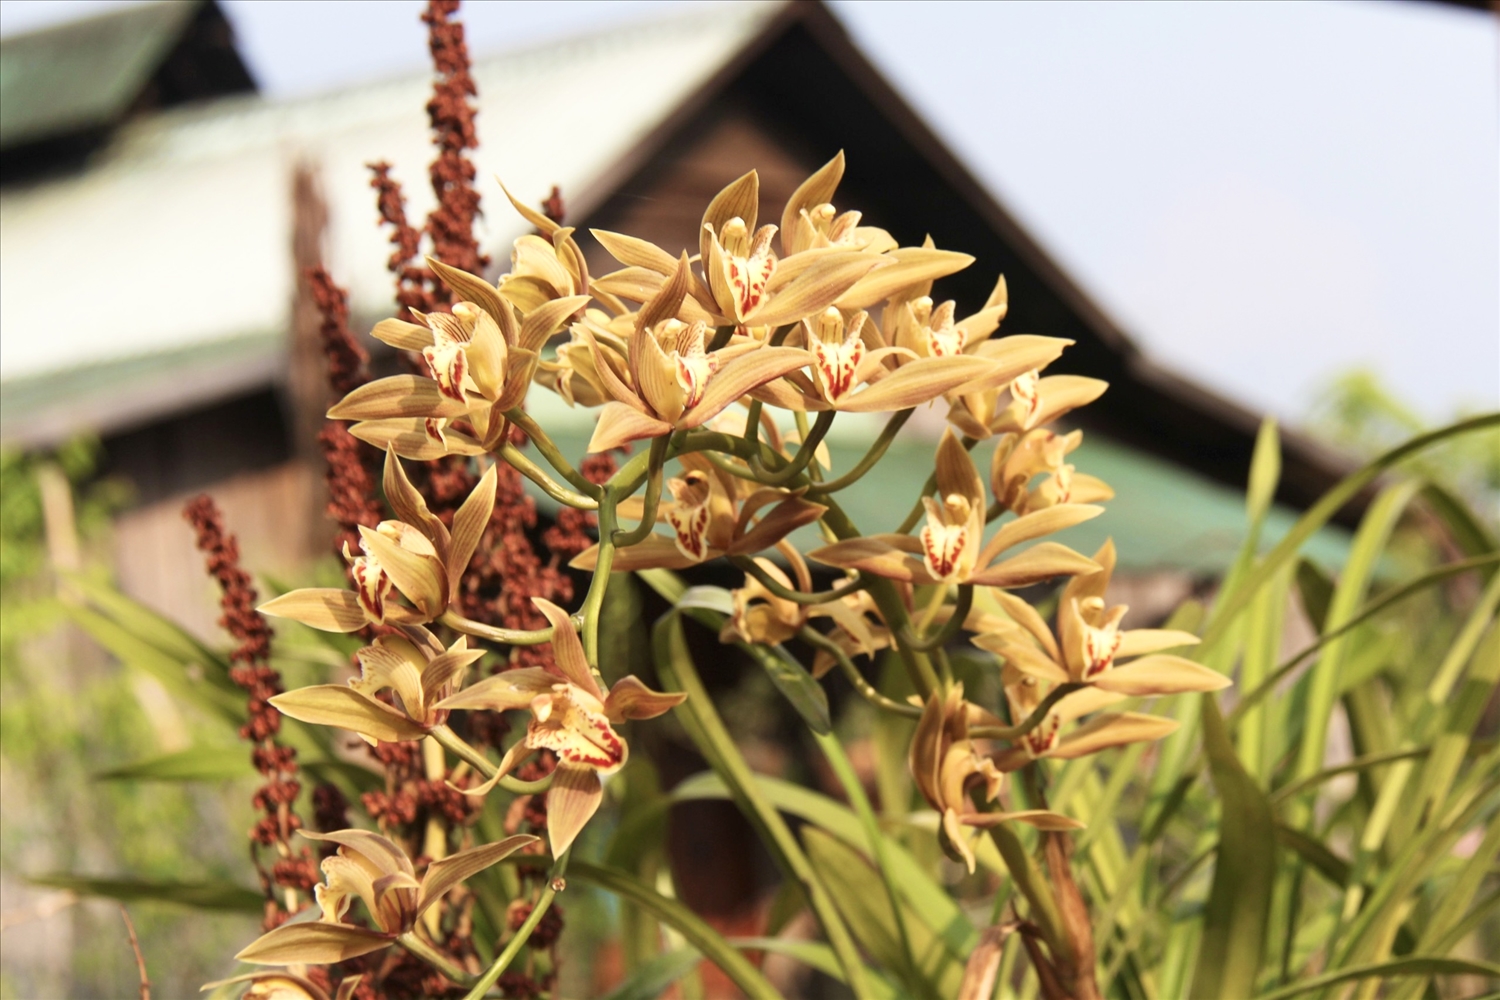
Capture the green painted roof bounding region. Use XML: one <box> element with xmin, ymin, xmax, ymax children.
<box><xmin>0</xmin><ymin>0</ymin><xmax>198</xmax><ymax>149</ymax></box>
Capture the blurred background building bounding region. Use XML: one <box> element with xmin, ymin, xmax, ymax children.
<box><xmin>8</xmin><ymin>0</ymin><xmax>1468</xmax><ymax>634</ymax></box>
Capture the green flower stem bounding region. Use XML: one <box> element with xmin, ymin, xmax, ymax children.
<box><xmin>815</xmin><ymin>498</ymin><xmax>941</xmax><ymax>699</ymax></box>
<box><xmin>729</xmin><ymin>556</ymin><xmax>866</xmax><ymax>605</ymax></box>
<box><xmin>809</xmin><ymin>408</ymin><xmax>914</xmax><ymax>495</ymax></box>
<box><xmin>439</xmin><ymin>610</ymin><xmax>566</xmax><ymax>647</ymax></box>
<box><xmin>581</xmin><ymin>493</ymin><xmax>619</xmax><ymax>668</ymax></box>
<box><xmin>986</xmin><ymin>821</ymin><xmax>1072</xmax><ymax>969</ymax></box>
<box><xmin>969</xmin><ymin>683</ymin><xmax>1085</xmax><ymax>742</ymax></box>
<box><xmin>797</xmin><ymin>626</ymin><xmax>922</xmax><ymax>718</ymax></box>
<box><xmin>751</xmin><ymin>410</ymin><xmax>835</xmax><ymax>486</ymax></box>
<box><xmin>497</xmin><ymin>442</ymin><xmax>598</xmax><ymax>510</ymax></box>
<box><xmin>399</xmin><ymin>931</ymin><xmax>476</xmax><ymax>986</ymax></box>
<box><xmin>655</xmin><ymin>614</ymin><xmax>875</xmax><ymax>999</ymax></box>
<box><xmin>814</xmin><ymin>728</ymin><xmax>932</xmax><ymax>1000</ymax></box>
<box><xmin>462</xmin><ymin>851</ymin><xmax>570</xmax><ymax>1000</ymax></box>
<box><xmin>504</xmin><ymin>408</ymin><xmax>601</xmax><ymax>498</ymax></box>
<box><xmin>902</xmin><ymin>586</ymin><xmax>973</xmax><ymax>652</ymax></box>
<box><xmin>430</xmin><ymin>725</ymin><xmax>553</xmax><ymax>795</ymax></box>
<box><xmin>611</xmin><ymin>435</ymin><xmax>669</xmax><ymax>548</ymax></box>
<box><xmin>742</xmin><ymin>399</ymin><xmax>764</xmax><ymax>448</ymax></box>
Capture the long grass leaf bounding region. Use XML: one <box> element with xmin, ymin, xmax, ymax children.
<box><xmin>27</xmin><ymin>874</ymin><xmax>264</xmax><ymax>912</ymax></box>
<box><xmin>1252</xmin><ymin>956</ymin><xmax>1500</xmax><ymax>1000</ymax></box>
<box><xmin>1192</xmin><ymin>695</ymin><xmax>1277</xmax><ymax>999</ymax></box>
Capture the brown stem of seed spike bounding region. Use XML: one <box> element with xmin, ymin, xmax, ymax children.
<box><xmin>119</xmin><ymin>905</ymin><xmax>150</xmax><ymax>1000</ymax></box>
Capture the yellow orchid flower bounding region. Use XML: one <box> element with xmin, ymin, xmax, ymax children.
<box><xmin>809</xmin><ymin>429</ymin><xmax>1102</xmax><ymax>587</ymax></box>
<box><xmin>948</xmin><ymin>364</ymin><xmax>1108</xmax><ymax>441</ymax></box>
<box><xmin>436</xmin><ymin>599</ymin><xmax>686</xmax><ymax>856</ymax></box>
<box><xmin>234</xmin><ymin>830</ymin><xmax>536</xmax><ymax>967</ymax></box>
<box><xmin>581</xmin><ymin>255</ymin><xmax>814</xmax><ymax>452</ymax></box>
<box><xmin>974</xmin><ymin>540</ymin><xmax>1230</xmax><ymax>698</ymax></box>
<box><xmin>329</xmin><ymin>252</ymin><xmax>587</xmax><ymax>460</ymax></box>
<box><xmin>259</xmin><ymin>452</ymin><xmax>495</xmax><ymax>632</ymax></box>
<box><xmin>268</xmin><ymin>626</ymin><xmax>483</xmax><ymax>745</ymax></box>
<box><xmin>909</xmin><ymin>684</ymin><xmax>1082</xmax><ymax>873</ymax></box>
<box><xmin>988</xmin><ymin>662</ymin><xmax>1182</xmax><ymax>772</ymax></box>
<box><xmin>990</xmin><ymin>427</ymin><xmax>1115</xmax><ymax>517</ymax></box>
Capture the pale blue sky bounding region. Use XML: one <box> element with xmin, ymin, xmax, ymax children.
<box><xmin>4</xmin><ymin>0</ymin><xmax>1495</xmax><ymax>426</ymax></box>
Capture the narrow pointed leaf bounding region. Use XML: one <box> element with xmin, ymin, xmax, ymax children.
<box><xmin>1190</xmin><ymin>695</ymin><xmax>1275</xmax><ymax>1000</ymax></box>
<box><xmin>28</xmin><ymin>873</ymin><xmax>262</xmax><ymax>912</ymax></box>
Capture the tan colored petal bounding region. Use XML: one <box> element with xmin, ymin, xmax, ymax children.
<box><xmin>328</xmin><ymin>375</ymin><xmax>470</xmax><ymax>421</ymax></box>
<box><xmin>587</xmin><ymin>402</ymin><xmax>672</xmax><ymax>453</ymax></box>
<box><xmin>348</xmin><ymin>419</ymin><xmax>485</xmax><ymax>461</ymax></box>
<box><xmin>418</xmin><ymin>646</ymin><xmax>485</xmax><ymax>709</ymax></box>
<box><xmin>1048</xmin><ymin>712</ymin><xmax>1179</xmax><ymax>759</ymax></box>
<box><xmin>989</xmin><ymin>589</ymin><xmax>1062</xmax><ymax>662</ymax></box>
<box><xmin>533</xmin><ymin>598</ymin><xmax>602</xmax><ymax>698</ymax></box>
<box><xmin>837</xmin><ymin>355</ymin><xmax>995</xmax><ymax>412</ymax></box>
<box><xmin>727</xmin><ymin>496</ymin><xmax>826</xmax><ymax>555</ymax></box>
<box><xmin>426</xmin><ymin>258</ymin><xmax>509</xmax><ymax>325</ymax></box>
<box><xmin>700</xmin><ymin>170</ymin><xmax>759</xmax><ymax>266</ymax></box>
<box><xmin>370</xmin><ymin>318</ymin><xmax>432</xmax><ymax>352</ymax></box>
<box><xmin>270</xmin><ymin>686</ymin><xmax>429</xmax><ymax>743</ymax></box>
<box><xmin>520</xmin><ymin>295</ymin><xmax>592</xmax><ymax>352</ymax></box>
<box><xmin>448</xmin><ymin>464</ymin><xmax>497</xmax><ymax>593</ymax></box>
<box><xmin>1116</xmin><ymin>629</ymin><xmax>1200</xmax><ymax>659</ymax></box>
<box><xmin>435</xmin><ymin>667</ymin><xmax>557</xmax><ymax>712</ymax></box>
<box><xmin>546</xmin><ymin>763</ymin><xmax>604</xmax><ymax>857</ymax></box>
<box><xmin>971</xmin><ymin>634</ymin><xmax>1069</xmax><ymax>684</ymax></box>
<box><xmin>603</xmin><ymin>675</ymin><xmax>687</xmax><ymax>723</ymax></box>
<box><xmin>1092</xmin><ymin>655</ymin><xmax>1230</xmax><ymax>696</ymax></box>
<box><xmin>416</xmin><ymin>835</ymin><xmax>540</xmax><ymax>916</ymax></box>
<box><xmin>682</xmin><ymin>347</ymin><xmax>812</xmax><ymax>429</ymax></box>
<box><xmin>359</xmin><ymin>525</ymin><xmax>446</xmax><ymax>618</ymax></box>
<box><xmin>780</xmin><ymin>151</ymin><xmax>844</xmax><ymax>256</ymax></box>
<box><xmin>978</xmin><ymin>504</ymin><xmax>1105</xmax><ymax>568</ymax></box>
<box><xmin>590</xmin><ymin>229</ymin><xmax>677</xmax><ymax>274</ymax></box>
<box><xmin>259</xmin><ymin>588</ymin><xmax>368</xmax><ymax>632</ymax></box>
<box><xmin>570</xmin><ymin>535</ymin><xmax>700</xmax><ymax>573</ymax></box>
<box><xmin>638</xmin><ymin>253</ymin><xmax>693</xmax><ymax>333</ymax></box>
<box><xmin>744</xmin><ymin>253</ymin><xmax>883</xmax><ymax>328</ymax></box>
<box><xmin>235</xmin><ymin>922</ymin><xmax>393</xmax><ymax>966</ymax></box>
<box><xmin>807</xmin><ymin>537</ymin><xmax>931</xmax><ymax>583</ymax></box>
<box><xmin>968</xmin><ymin>542</ymin><xmax>1099</xmax><ymax>588</ymax></box>
<box><xmin>934</xmin><ymin>428</ymin><xmax>985</xmax><ymax>509</ymax></box>
<box><xmin>835</xmin><ymin>247</ymin><xmax>974</xmax><ymax>310</ymax></box>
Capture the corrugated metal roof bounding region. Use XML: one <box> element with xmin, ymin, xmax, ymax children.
<box><xmin>0</xmin><ymin>0</ymin><xmax>199</xmax><ymax>148</ymax></box>
<box><xmin>0</xmin><ymin>0</ymin><xmax>783</xmax><ymax>417</ymax></box>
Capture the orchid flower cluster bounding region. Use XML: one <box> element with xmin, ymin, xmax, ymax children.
<box><xmin>236</xmin><ymin>155</ymin><xmax>1231</xmax><ymax>998</ymax></box>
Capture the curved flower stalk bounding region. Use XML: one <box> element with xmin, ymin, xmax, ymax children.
<box><xmin>911</xmin><ymin>684</ymin><xmax>1082</xmax><ymax>873</ymax></box>
<box><xmin>234</xmin><ymin>829</ymin><xmax>537</xmax><ymax>967</ymax></box>
<box><xmin>581</xmin><ymin>256</ymin><xmax>816</xmax><ymax>452</ymax></box>
<box><xmin>258</xmin><ymin>452</ymin><xmax>496</xmax><ymax>631</ymax></box>
<box><xmin>973</xmin><ymin>540</ymin><xmax>1229</xmax><ymax>694</ymax></box>
<box><xmin>328</xmin><ymin>242</ymin><xmax>588</xmax><ymax>461</ymax></box>
<box><xmin>436</xmin><ymin>599</ymin><xmax>685</xmax><ymax>855</ymax></box>
<box><xmin>572</xmin><ymin>455</ymin><xmax>826</xmax><ymax>571</ymax></box>
<box><xmin>991</xmin><ymin>426</ymin><xmax>1115</xmax><ymax>517</ymax></box>
<box><xmin>269</xmin><ymin>627</ymin><xmax>483</xmax><ymax>745</ymax></box>
<box><xmin>810</xmin><ymin>429</ymin><xmax>1102</xmax><ymax>587</ymax></box>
